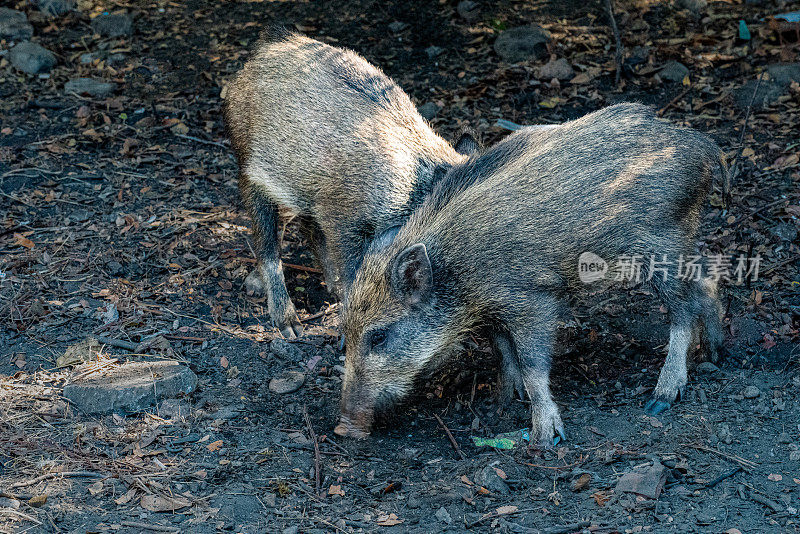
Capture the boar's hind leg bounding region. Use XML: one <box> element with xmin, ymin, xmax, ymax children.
<box><xmin>508</xmin><ymin>294</ymin><xmax>566</xmax><ymax>448</ymax></box>
<box><xmin>697</xmin><ymin>278</ymin><xmax>724</xmax><ymax>363</ymax></box>
<box><xmin>243</xmin><ymin>188</ymin><xmax>303</xmax><ymax>338</ymax></box>
<box><xmin>492</xmin><ymin>333</ymin><xmax>526</xmax><ymax>405</ymax></box>
<box><xmin>645</xmin><ymin>275</ymin><xmax>720</xmax><ymax>415</ymax></box>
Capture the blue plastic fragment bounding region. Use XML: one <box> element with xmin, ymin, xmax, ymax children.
<box><xmin>739</xmin><ymin>20</ymin><xmax>751</xmax><ymax>40</ymax></box>
<box><xmin>496</xmin><ymin>118</ymin><xmax>524</xmax><ymax>131</ymax></box>
<box><xmin>774</xmin><ymin>11</ymin><xmax>800</xmax><ymax>23</ymax></box>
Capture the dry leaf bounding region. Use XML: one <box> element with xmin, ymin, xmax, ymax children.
<box><xmin>493</xmin><ymin>467</ymin><xmax>507</xmax><ymax>479</ymax></box>
<box><xmin>460</xmin><ymin>475</ymin><xmax>473</xmax><ymax>486</ymax></box>
<box><xmin>140</xmin><ymin>495</ymin><xmax>191</xmax><ymax>512</ymax></box>
<box><xmin>220</xmin><ymin>356</ymin><xmax>229</xmax><ymax>369</ymax></box>
<box><xmin>87</xmin><ymin>481</ymin><xmax>104</xmax><ymax>496</ymax></box>
<box><xmin>592</xmin><ymin>491</ymin><xmax>611</xmax><ymax>506</ymax></box>
<box><xmin>115</xmin><ymin>488</ymin><xmax>137</xmax><ymax>505</ymax></box>
<box><xmin>376</xmin><ymin>513</ymin><xmax>403</xmax><ymax>526</ymax></box>
<box><xmin>328</xmin><ymin>485</ymin><xmax>345</xmax><ymax>496</ymax></box>
<box><xmin>207</xmin><ymin>439</ymin><xmax>223</xmax><ymax>452</ymax></box>
<box><xmin>768</xmin><ymin>473</ymin><xmax>782</xmax><ymax>481</ymax></box>
<box><xmin>28</xmin><ymin>495</ymin><xmax>48</xmax><ymax>507</ymax></box>
<box><xmin>13</xmin><ymin>233</ymin><xmax>34</xmax><ymax>249</ymax></box>
<box><xmin>495</xmin><ymin>505</ymin><xmax>518</xmax><ymax>515</ymax></box>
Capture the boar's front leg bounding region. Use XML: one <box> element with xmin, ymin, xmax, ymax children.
<box><xmin>507</xmin><ymin>293</ymin><xmax>566</xmax><ymax>448</ymax></box>
<box><xmin>242</xmin><ymin>183</ymin><xmax>303</xmax><ymax>338</ymax></box>
<box><xmin>646</xmin><ymin>275</ymin><xmax>723</xmax><ymax>415</ymax></box>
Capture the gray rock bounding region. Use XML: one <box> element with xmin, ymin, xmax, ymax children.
<box><xmin>494</xmin><ymin>25</ymin><xmax>552</xmax><ymax>63</ymax></box>
<box><xmin>268</xmin><ymin>370</ymin><xmax>305</xmax><ymax>394</ymax></box>
<box><xmin>457</xmin><ymin>0</ymin><xmax>480</xmax><ymax>20</ymax></box>
<box><xmin>388</xmin><ymin>21</ymin><xmax>408</xmax><ymax>33</ymax></box>
<box><xmin>8</xmin><ymin>41</ymin><xmax>56</xmax><ymax>74</ymax></box>
<box><xmin>91</xmin><ymin>13</ymin><xmax>133</xmax><ymax>37</ymax></box>
<box><xmin>695</xmin><ymin>361</ymin><xmax>720</xmax><ymax>374</ymax></box>
<box><xmin>790</xmin><ymin>450</ymin><xmax>800</xmax><ymax>461</ymax></box>
<box><xmin>63</xmin><ymin>360</ymin><xmax>197</xmax><ymax>415</ymax></box>
<box><xmin>774</xmin><ymin>222</ymin><xmax>798</xmax><ymax>243</ymax></box>
<box><xmin>778</xmin><ymin>432</ymin><xmax>792</xmax><ymax>444</ymax></box>
<box><xmin>675</xmin><ymin>0</ymin><xmax>707</xmax><ymax>13</ymax></box>
<box><xmin>64</xmin><ymin>78</ymin><xmax>115</xmax><ymax>97</ymax></box>
<box><xmin>659</xmin><ymin>61</ymin><xmax>689</xmax><ymax>83</ymax></box>
<box><xmin>270</xmin><ymin>337</ymin><xmax>304</xmax><ymax>360</ymax></box>
<box><xmin>734</xmin><ymin>63</ymin><xmax>800</xmax><ymax>109</ymax></box>
<box><xmin>425</xmin><ymin>45</ymin><xmax>443</xmax><ymax>59</ymax></box>
<box><xmin>743</xmin><ymin>385</ymin><xmax>761</xmax><ymax>399</ymax></box>
<box><xmin>767</xmin><ymin>63</ymin><xmax>800</xmax><ymax>85</ymax></box>
<box><xmin>34</xmin><ymin>0</ymin><xmax>76</xmax><ymax>17</ymax></box>
<box><xmin>474</xmin><ymin>465</ymin><xmax>510</xmax><ymax>494</ymax></box>
<box><xmin>417</xmin><ymin>102</ymin><xmax>440</xmax><ymax>120</ymax></box>
<box><xmin>435</xmin><ymin>506</ymin><xmax>453</xmax><ymax>524</ymax></box>
<box><xmin>0</xmin><ymin>8</ymin><xmax>33</xmax><ymax>41</ymax></box>
<box><xmin>539</xmin><ymin>57</ymin><xmax>575</xmax><ymax>81</ymax></box>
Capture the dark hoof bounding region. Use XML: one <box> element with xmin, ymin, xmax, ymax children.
<box><xmin>644</xmin><ymin>398</ymin><xmax>671</xmax><ymax>416</ymax></box>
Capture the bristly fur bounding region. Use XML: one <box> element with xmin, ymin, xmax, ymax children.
<box><xmin>223</xmin><ymin>29</ymin><xmax>469</xmax><ymax>337</ymax></box>
<box><xmin>340</xmin><ymin>102</ymin><xmax>726</xmax><ymax>444</ymax></box>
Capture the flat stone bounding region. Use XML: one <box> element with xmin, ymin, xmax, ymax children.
<box><xmin>388</xmin><ymin>21</ymin><xmax>408</xmax><ymax>33</ymax></box>
<box><xmin>270</xmin><ymin>337</ymin><xmax>305</xmax><ymax>361</ymax></box>
<box><xmin>425</xmin><ymin>45</ymin><xmax>443</xmax><ymax>59</ymax></box>
<box><xmin>615</xmin><ymin>462</ymin><xmax>667</xmax><ymax>499</ymax></box>
<box><xmin>8</xmin><ymin>41</ymin><xmax>56</xmax><ymax>74</ymax></box>
<box><xmin>742</xmin><ymin>385</ymin><xmax>761</xmax><ymax>399</ymax></box>
<box><xmin>0</xmin><ymin>8</ymin><xmax>33</xmax><ymax>41</ymax></box>
<box><xmin>417</xmin><ymin>101</ymin><xmax>440</xmax><ymax>120</ymax></box>
<box><xmin>64</xmin><ymin>78</ymin><xmax>115</xmax><ymax>97</ymax></box>
<box><xmin>457</xmin><ymin>0</ymin><xmax>480</xmax><ymax>20</ymax></box>
<box><xmin>34</xmin><ymin>0</ymin><xmax>76</xmax><ymax>17</ymax></box>
<box><xmin>539</xmin><ymin>57</ymin><xmax>575</xmax><ymax>80</ymax></box>
<box><xmin>474</xmin><ymin>466</ymin><xmax>509</xmax><ymax>495</ymax></box>
<box><xmin>435</xmin><ymin>506</ymin><xmax>452</xmax><ymax>524</ymax></box>
<box><xmin>696</xmin><ymin>361</ymin><xmax>720</xmax><ymax>374</ymax></box>
<box><xmin>675</xmin><ymin>0</ymin><xmax>707</xmax><ymax>13</ymax></box>
<box><xmin>91</xmin><ymin>13</ymin><xmax>133</xmax><ymax>37</ymax></box>
<box><xmin>63</xmin><ymin>360</ymin><xmax>197</xmax><ymax>415</ymax></box>
<box><xmin>734</xmin><ymin>64</ymin><xmax>800</xmax><ymax>109</ymax></box>
<box><xmin>268</xmin><ymin>370</ymin><xmax>305</xmax><ymax>394</ymax></box>
<box><xmin>494</xmin><ymin>25</ymin><xmax>552</xmax><ymax>63</ymax></box>
<box><xmin>659</xmin><ymin>61</ymin><xmax>689</xmax><ymax>82</ymax></box>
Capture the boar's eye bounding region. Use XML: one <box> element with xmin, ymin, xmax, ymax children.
<box><xmin>369</xmin><ymin>328</ymin><xmax>388</xmax><ymax>350</ymax></box>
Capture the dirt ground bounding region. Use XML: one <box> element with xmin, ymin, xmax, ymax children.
<box><xmin>1</xmin><ymin>0</ymin><xmax>799</xmax><ymax>532</ymax></box>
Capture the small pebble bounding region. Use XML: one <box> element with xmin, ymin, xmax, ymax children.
<box><xmin>743</xmin><ymin>386</ymin><xmax>761</xmax><ymax>399</ymax></box>
<box><xmin>268</xmin><ymin>370</ymin><xmax>305</xmax><ymax>394</ymax></box>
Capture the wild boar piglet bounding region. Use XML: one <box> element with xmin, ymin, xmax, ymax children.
<box><xmin>335</xmin><ymin>103</ymin><xmax>726</xmax><ymax>446</ymax></box>
<box><xmin>224</xmin><ymin>28</ymin><xmax>476</xmax><ymax>337</ymax></box>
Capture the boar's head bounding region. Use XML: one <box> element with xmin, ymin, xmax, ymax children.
<box><xmin>334</xmin><ymin>242</ymin><xmax>455</xmax><ymax>439</ymax></box>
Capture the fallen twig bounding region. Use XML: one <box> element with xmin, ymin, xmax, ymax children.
<box><xmin>604</xmin><ymin>0</ymin><xmax>623</xmax><ymax>88</ymax></box>
<box><xmin>433</xmin><ymin>413</ymin><xmax>466</xmax><ymax>461</ymax></box>
<box><xmin>303</xmin><ymin>407</ymin><xmax>323</xmax><ymax>498</ymax></box>
<box><xmin>657</xmin><ymin>86</ymin><xmax>692</xmax><ymax>116</ymax></box>
<box><xmin>705</xmin><ymin>465</ymin><xmax>742</xmax><ymax>489</ymax></box>
<box><xmin>0</xmin><ymin>508</ymin><xmax>42</xmax><ymax>526</ymax></box>
<box><xmin>729</xmin><ymin>71</ymin><xmax>764</xmax><ymax>203</ymax></box>
<box><xmin>9</xmin><ymin>471</ymin><xmax>106</xmax><ymax>489</ymax></box>
<box><xmin>681</xmin><ymin>444</ymin><xmax>757</xmax><ymax>470</ymax></box>
<box><xmin>120</xmin><ymin>520</ymin><xmax>179</xmax><ymax>533</ymax></box>
<box><xmin>749</xmin><ymin>491</ymin><xmax>784</xmax><ymax>513</ymax></box>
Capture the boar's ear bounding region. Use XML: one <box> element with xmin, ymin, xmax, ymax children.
<box><xmin>454</xmin><ymin>130</ymin><xmax>480</xmax><ymax>155</ymax></box>
<box><xmin>390</xmin><ymin>243</ymin><xmax>432</xmax><ymax>305</ymax></box>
